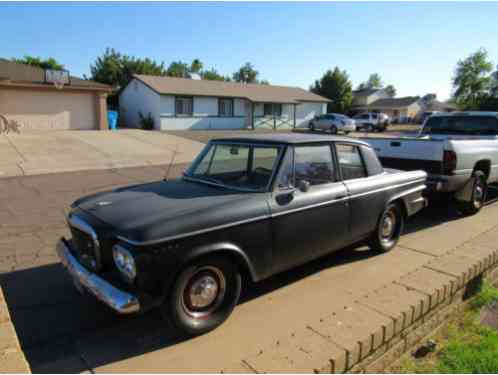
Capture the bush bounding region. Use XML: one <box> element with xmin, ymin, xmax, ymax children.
<box><xmin>138</xmin><ymin>112</ymin><xmax>154</xmax><ymax>130</ymax></box>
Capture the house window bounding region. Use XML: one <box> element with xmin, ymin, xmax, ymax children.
<box><xmin>263</xmin><ymin>103</ymin><xmax>282</xmax><ymax>117</ymax></box>
<box><xmin>175</xmin><ymin>96</ymin><xmax>193</xmax><ymax>116</ymax></box>
<box><xmin>218</xmin><ymin>98</ymin><xmax>234</xmax><ymax>117</ymax></box>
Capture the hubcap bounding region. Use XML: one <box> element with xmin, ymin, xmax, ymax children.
<box><xmin>381</xmin><ymin>210</ymin><xmax>396</xmax><ymax>241</ymax></box>
<box><xmin>182</xmin><ymin>266</ymin><xmax>226</xmax><ymax>318</ymax></box>
<box><xmin>474</xmin><ymin>182</ymin><xmax>485</xmax><ymax>208</ymax></box>
<box><xmin>189</xmin><ymin>275</ymin><xmax>219</xmax><ymax>308</ymax></box>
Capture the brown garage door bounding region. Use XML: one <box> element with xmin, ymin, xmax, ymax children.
<box><xmin>0</xmin><ymin>88</ymin><xmax>97</xmax><ymax>130</ymax></box>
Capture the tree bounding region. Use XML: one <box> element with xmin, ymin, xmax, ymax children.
<box><xmin>233</xmin><ymin>63</ymin><xmax>259</xmax><ymax>83</ymax></box>
<box><xmin>201</xmin><ymin>68</ymin><xmax>230</xmax><ymax>81</ymax></box>
<box><xmin>311</xmin><ymin>67</ymin><xmax>353</xmax><ymax>114</ymax></box>
<box><xmin>357</xmin><ymin>73</ymin><xmax>383</xmax><ymax>90</ymax></box>
<box><xmin>166</xmin><ymin>61</ymin><xmax>190</xmax><ymax>78</ymax></box>
<box><xmin>190</xmin><ymin>59</ymin><xmax>203</xmax><ymax>74</ymax></box>
<box><xmin>385</xmin><ymin>85</ymin><xmax>396</xmax><ymax>98</ymax></box>
<box><xmin>12</xmin><ymin>56</ymin><xmax>64</xmax><ymax>70</ymax></box>
<box><xmin>452</xmin><ymin>48</ymin><xmax>493</xmax><ymax>110</ymax></box>
<box><xmin>90</xmin><ymin>48</ymin><xmax>167</xmax><ymax>90</ymax></box>
<box><xmin>422</xmin><ymin>93</ymin><xmax>437</xmax><ymax>103</ymax></box>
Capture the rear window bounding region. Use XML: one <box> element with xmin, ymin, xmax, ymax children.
<box><xmin>423</xmin><ymin>116</ymin><xmax>498</xmax><ymax>135</ymax></box>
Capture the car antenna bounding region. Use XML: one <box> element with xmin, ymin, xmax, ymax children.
<box><xmin>163</xmin><ymin>145</ymin><xmax>179</xmax><ymax>181</ymax></box>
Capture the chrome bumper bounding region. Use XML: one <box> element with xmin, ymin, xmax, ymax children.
<box><xmin>56</xmin><ymin>239</ymin><xmax>140</xmax><ymax>314</ymax></box>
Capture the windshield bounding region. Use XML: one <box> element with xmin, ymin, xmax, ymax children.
<box><xmin>185</xmin><ymin>142</ymin><xmax>282</xmax><ymax>191</ymax></box>
<box><xmin>423</xmin><ymin>116</ymin><xmax>498</xmax><ymax>135</ymax></box>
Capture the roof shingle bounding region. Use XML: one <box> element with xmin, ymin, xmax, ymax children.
<box><xmin>134</xmin><ymin>74</ymin><xmax>330</xmax><ymax>103</ymax></box>
<box><xmin>369</xmin><ymin>96</ymin><xmax>421</xmax><ymax>108</ymax></box>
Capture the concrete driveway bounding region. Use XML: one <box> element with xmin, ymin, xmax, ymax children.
<box><xmin>0</xmin><ymin>130</ymin><xmax>204</xmax><ymax>178</ymax></box>
<box><xmin>1</xmin><ymin>163</ymin><xmax>498</xmax><ymax>373</ymax></box>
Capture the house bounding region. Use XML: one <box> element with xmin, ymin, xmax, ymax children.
<box><xmin>424</xmin><ymin>100</ymin><xmax>457</xmax><ymax>113</ymax></box>
<box><xmin>0</xmin><ymin>59</ymin><xmax>111</xmax><ymax>131</ymax></box>
<box><xmin>119</xmin><ymin>75</ymin><xmax>330</xmax><ymax>130</ymax></box>
<box><xmin>352</xmin><ymin>88</ymin><xmax>424</xmax><ymax>122</ymax></box>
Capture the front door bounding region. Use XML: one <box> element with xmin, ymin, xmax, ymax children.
<box><xmin>269</xmin><ymin>144</ymin><xmax>350</xmax><ymax>274</ymax></box>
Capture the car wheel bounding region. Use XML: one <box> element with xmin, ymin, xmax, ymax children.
<box><xmin>330</xmin><ymin>125</ymin><xmax>338</xmax><ymax>134</ymax></box>
<box><xmin>164</xmin><ymin>256</ymin><xmax>241</xmax><ymax>336</ymax></box>
<box><xmin>456</xmin><ymin>171</ymin><xmax>487</xmax><ymax>216</ymax></box>
<box><xmin>365</xmin><ymin>124</ymin><xmax>373</xmax><ymax>132</ymax></box>
<box><xmin>369</xmin><ymin>202</ymin><xmax>404</xmax><ymax>253</ymax></box>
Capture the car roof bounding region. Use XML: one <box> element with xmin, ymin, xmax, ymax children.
<box><xmin>210</xmin><ymin>133</ymin><xmax>370</xmax><ymax>146</ymax></box>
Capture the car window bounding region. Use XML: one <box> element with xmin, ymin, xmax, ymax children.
<box><xmin>294</xmin><ymin>146</ymin><xmax>335</xmax><ymax>186</ymax></box>
<box><xmin>336</xmin><ymin>144</ymin><xmax>368</xmax><ymax>180</ymax></box>
<box><xmin>187</xmin><ymin>143</ymin><xmax>281</xmax><ymax>191</ymax></box>
<box><xmin>276</xmin><ymin>147</ymin><xmax>294</xmax><ymax>189</ymax></box>
<box><xmin>372</xmin><ymin>113</ymin><xmax>378</xmax><ymax>119</ymax></box>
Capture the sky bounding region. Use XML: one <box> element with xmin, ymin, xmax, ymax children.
<box><xmin>1</xmin><ymin>2</ymin><xmax>498</xmax><ymax>100</ymax></box>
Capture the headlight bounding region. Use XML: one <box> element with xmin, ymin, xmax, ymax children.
<box><xmin>113</xmin><ymin>244</ymin><xmax>136</xmax><ymax>282</ymax></box>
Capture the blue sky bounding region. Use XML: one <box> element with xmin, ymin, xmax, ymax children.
<box><xmin>1</xmin><ymin>2</ymin><xmax>497</xmax><ymax>100</ymax></box>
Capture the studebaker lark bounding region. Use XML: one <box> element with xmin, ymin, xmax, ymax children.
<box><xmin>57</xmin><ymin>134</ymin><xmax>427</xmax><ymax>335</ymax></box>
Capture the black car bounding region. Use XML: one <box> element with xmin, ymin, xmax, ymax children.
<box><xmin>57</xmin><ymin>134</ymin><xmax>427</xmax><ymax>335</ymax></box>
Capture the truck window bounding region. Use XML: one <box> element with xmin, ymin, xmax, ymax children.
<box><xmin>424</xmin><ymin>116</ymin><xmax>498</xmax><ymax>135</ymax></box>
<box><xmin>360</xmin><ymin>146</ymin><xmax>384</xmax><ymax>176</ymax></box>
<box><xmin>336</xmin><ymin>144</ymin><xmax>367</xmax><ymax>180</ymax></box>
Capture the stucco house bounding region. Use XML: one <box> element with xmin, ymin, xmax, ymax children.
<box><xmin>0</xmin><ymin>59</ymin><xmax>112</xmax><ymax>130</ymax></box>
<box><xmin>119</xmin><ymin>75</ymin><xmax>330</xmax><ymax>130</ymax></box>
<box><xmin>352</xmin><ymin>88</ymin><xmax>424</xmax><ymax>122</ymax></box>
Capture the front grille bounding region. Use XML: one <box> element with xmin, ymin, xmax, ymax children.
<box><xmin>70</xmin><ymin>226</ymin><xmax>99</xmax><ymax>271</ymax></box>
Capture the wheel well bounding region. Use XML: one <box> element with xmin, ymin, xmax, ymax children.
<box><xmin>391</xmin><ymin>198</ymin><xmax>408</xmax><ymax>220</ymax></box>
<box><xmin>473</xmin><ymin>160</ymin><xmax>491</xmax><ymax>180</ymax></box>
<box><xmin>183</xmin><ymin>249</ymin><xmax>255</xmax><ymax>284</ymax></box>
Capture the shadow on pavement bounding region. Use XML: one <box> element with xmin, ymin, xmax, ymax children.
<box><xmin>2</xmin><ymin>187</ymin><xmax>497</xmax><ymax>373</ymax></box>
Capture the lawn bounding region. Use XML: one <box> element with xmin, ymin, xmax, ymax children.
<box><xmin>392</xmin><ymin>282</ymin><xmax>498</xmax><ymax>373</ymax></box>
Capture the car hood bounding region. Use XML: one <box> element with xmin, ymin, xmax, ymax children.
<box><xmin>74</xmin><ymin>179</ymin><xmax>270</xmax><ymax>245</ymax></box>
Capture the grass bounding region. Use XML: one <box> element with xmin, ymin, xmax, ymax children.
<box><xmin>394</xmin><ymin>282</ymin><xmax>498</xmax><ymax>373</ymax></box>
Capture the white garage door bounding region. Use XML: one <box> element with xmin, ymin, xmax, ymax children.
<box><xmin>0</xmin><ymin>88</ymin><xmax>97</xmax><ymax>130</ymax></box>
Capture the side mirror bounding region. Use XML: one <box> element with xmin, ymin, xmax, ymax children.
<box><xmin>298</xmin><ymin>180</ymin><xmax>311</xmax><ymax>193</ymax></box>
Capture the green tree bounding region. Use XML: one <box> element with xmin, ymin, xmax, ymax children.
<box><xmin>166</xmin><ymin>61</ymin><xmax>190</xmax><ymax>78</ymax></box>
<box><xmin>190</xmin><ymin>58</ymin><xmax>203</xmax><ymax>74</ymax></box>
<box><xmin>311</xmin><ymin>67</ymin><xmax>353</xmax><ymax>114</ymax></box>
<box><xmin>12</xmin><ymin>56</ymin><xmax>64</xmax><ymax>70</ymax></box>
<box><xmin>233</xmin><ymin>62</ymin><xmax>259</xmax><ymax>83</ymax></box>
<box><xmin>385</xmin><ymin>84</ymin><xmax>396</xmax><ymax>98</ymax></box>
<box><xmin>90</xmin><ymin>48</ymin><xmax>167</xmax><ymax>90</ymax></box>
<box><xmin>357</xmin><ymin>73</ymin><xmax>383</xmax><ymax>90</ymax></box>
<box><xmin>201</xmin><ymin>68</ymin><xmax>230</xmax><ymax>81</ymax></box>
<box><xmin>452</xmin><ymin>48</ymin><xmax>493</xmax><ymax>110</ymax></box>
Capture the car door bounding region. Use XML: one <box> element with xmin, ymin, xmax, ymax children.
<box><xmin>335</xmin><ymin>143</ymin><xmax>388</xmax><ymax>239</ymax></box>
<box><xmin>269</xmin><ymin>144</ymin><xmax>350</xmax><ymax>274</ymax></box>
<box><xmin>316</xmin><ymin>115</ymin><xmax>328</xmax><ymax>131</ymax></box>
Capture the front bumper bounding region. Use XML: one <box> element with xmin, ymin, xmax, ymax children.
<box><xmin>56</xmin><ymin>238</ymin><xmax>140</xmax><ymax>314</ymax></box>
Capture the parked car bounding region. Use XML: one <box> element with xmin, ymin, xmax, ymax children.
<box><xmin>309</xmin><ymin>113</ymin><xmax>356</xmax><ymax>134</ymax></box>
<box><xmin>354</xmin><ymin>112</ymin><xmax>390</xmax><ymax>132</ymax></box>
<box><xmin>363</xmin><ymin>111</ymin><xmax>498</xmax><ymax>215</ymax></box>
<box><xmin>57</xmin><ymin>134</ymin><xmax>427</xmax><ymax>336</ymax></box>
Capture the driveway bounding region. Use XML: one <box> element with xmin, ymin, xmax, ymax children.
<box><xmin>0</xmin><ymin>129</ymin><xmax>204</xmax><ymax>178</ymax></box>
<box><xmin>1</xmin><ymin>163</ymin><xmax>498</xmax><ymax>372</ymax></box>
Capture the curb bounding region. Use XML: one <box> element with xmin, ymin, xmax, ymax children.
<box><xmin>0</xmin><ymin>285</ymin><xmax>31</xmax><ymax>373</ymax></box>
<box><xmin>238</xmin><ymin>227</ymin><xmax>498</xmax><ymax>373</ymax></box>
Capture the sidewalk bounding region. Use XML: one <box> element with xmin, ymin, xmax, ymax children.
<box><xmin>0</xmin><ymin>130</ymin><xmax>204</xmax><ymax>178</ymax></box>
<box><xmin>0</xmin><ymin>286</ymin><xmax>30</xmax><ymax>373</ymax></box>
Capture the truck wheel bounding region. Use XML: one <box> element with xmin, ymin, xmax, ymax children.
<box><xmin>330</xmin><ymin>125</ymin><xmax>338</xmax><ymax>134</ymax></box>
<box><xmin>456</xmin><ymin>171</ymin><xmax>487</xmax><ymax>216</ymax></box>
<box><xmin>164</xmin><ymin>256</ymin><xmax>241</xmax><ymax>336</ymax></box>
<box><xmin>369</xmin><ymin>202</ymin><xmax>404</xmax><ymax>253</ymax></box>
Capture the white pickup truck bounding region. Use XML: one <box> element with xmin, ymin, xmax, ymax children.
<box><xmin>363</xmin><ymin>112</ymin><xmax>498</xmax><ymax>215</ymax></box>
